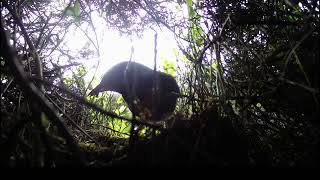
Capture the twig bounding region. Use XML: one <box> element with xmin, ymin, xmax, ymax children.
<box><xmin>30</xmin><ymin>77</ymin><xmax>166</xmax><ymax>131</ymax></box>
<box><xmin>278</xmin><ymin>77</ymin><xmax>319</xmax><ymax>94</ymax></box>
<box><xmin>152</xmin><ymin>31</ymin><xmax>158</xmax><ymax>122</ymax></box>
<box><xmin>282</xmin><ymin>27</ymin><xmax>315</xmax><ymax>76</ymax></box>
<box><xmin>3</xmin><ymin>2</ymin><xmax>44</xmax><ymax>91</ymax></box>
<box><xmin>0</xmin><ymin>77</ymin><xmax>14</xmax><ymax>98</ymax></box>
<box><xmin>1</xmin><ymin>18</ymin><xmax>86</xmax><ymax>166</ymax></box>
<box><xmin>45</xmin><ymin>94</ymin><xmax>100</xmax><ymax>145</ymax></box>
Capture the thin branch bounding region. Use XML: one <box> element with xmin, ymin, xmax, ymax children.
<box><xmin>1</xmin><ymin>18</ymin><xmax>86</xmax><ymax>166</ymax></box>
<box><xmin>3</xmin><ymin>1</ymin><xmax>44</xmax><ymax>91</ymax></box>
<box><xmin>30</xmin><ymin>77</ymin><xmax>166</xmax><ymax>131</ymax></box>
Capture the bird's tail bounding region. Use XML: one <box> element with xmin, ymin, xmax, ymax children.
<box><xmin>88</xmin><ymin>85</ymin><xmax>100</xmax><ymax>96</ymax></box>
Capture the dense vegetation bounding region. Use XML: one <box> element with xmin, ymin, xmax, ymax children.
<box><xmin>1</xmin><ymin>0</ymin><xmax>319</xmax><ymax>167</ymax></box>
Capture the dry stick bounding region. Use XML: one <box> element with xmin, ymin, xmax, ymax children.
<box><xmin>1</xmin><ymin>19</ymin><xmax>86</xmax><ymax>166</ymax></box>
<box><xmin>95</xmin><ymin>124</ymin><xmax>131</xmax><ymax>137</ymax></box>
<box><xmin>76</xmin><ymin>22</ymin><xmax>100</xmax><ymax>95</ymax></box>
<box><xmin>35</xmin><ymin>14</ymin><xmax>51</xmax><ymax>49</ymax></box>
<box><xmin>214</xmin><ymin>14</ymin><xmax>230</xmax><ymax>102</ymax></box>
<box><xmin>3</xmin><ymin>2</ymin><xmax>44</xmax><ymax>92</ymax></box>
<box><xmin>45</xmin><ymin>94</ymin><xmax>100</xmax><ymax>145</ymax></box>
<box><xmin>31</xmin><ymin>78</ymin><xmax>165</xmax><ymax>131</ymax></box>
<box><xmin>43</xmin><ymin>12</ymin><xmax>69</xmax><ymax>57</ymax></box>
<box><xmin>44</xmin><ymin>63</ymin><xmax>81</xmax><ymax>75</ymax></box>
<box><xmin>152</xmin><ymin>32</ymin><xmax>158</xmax><ymax>123</ymax></box>
<box><xmin>214</xmin><ymin>43</ymin><xmax>225</xmax><ymax>100</ymax></box>
<box><xmin>281</xmin><ymin>27</ymin><xmax>315</xmax><ymax>77</ymax></box>
<box><xmin>124</xmin><ymin>61</ymin><xmax>139</xmax><ymax>150</ymax></box>
<box><xmin>187</xmin><ymin>14</ymin><xmax>230</xmax><ymax>163</ymax></box>
<box><xmin>150</xmin><ymin>32</ymin><xmax>159</xmax><ymax>162</ymax></box>
<box><xmin>133</xmin><ymin>0</ymin><xmax>190</xmax><ymax>43</ymax></box>
<box><xmin>0</xmin><ymin>77</ymin><xmax>14</xmax><ymax>98</ymax></box>
<box><xmin>278</xmin><ymin>77</ymin><xmax>319</xmax><ymax>94</ymax></box>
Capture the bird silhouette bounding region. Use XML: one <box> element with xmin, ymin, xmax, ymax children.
<box><xmin>89</xmin><ymin>61</ymin><xmax>180</xmax><ymax>121</ymax></box>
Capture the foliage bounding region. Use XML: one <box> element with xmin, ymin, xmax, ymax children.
<box><xmin>172</xmin><ymin>0</ymin><xmax>320</xmax><ymax>166</ymax></box>
<box><xmin>1</xmin><ymin>0</ymin><xmax>319</xmax><ymax>167</ymax></box>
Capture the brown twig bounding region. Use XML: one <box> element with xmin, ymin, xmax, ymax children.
<box><xmin>1</xmin><ymin>17</ymin><xmax>86</xmax><ymax>166</ymax></box>
<box><xmin>3</xmin><ymin>1</ymin><xmax>44</xmax><ymax>91</ymax></box>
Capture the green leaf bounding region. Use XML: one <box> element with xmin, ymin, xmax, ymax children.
<box><xmin>196</xmin><ymin>38</ymin><xmax>203</xmax><ymax>46</ymax></box>
<box><xmin>74</xmin><ymin>0</ymin><xmax>81</xmax><ymax>16</ymax></box>
<box><xmin>211</xmin><ymin>62</ymin><xmax>217</xmax><ymax>70</ymax></box>
<box><xmin>41</xmin><ymin>112</ymin><xmax>50</xmax><ymax>131</ymax></box>
<box><xmin>163</xmin><ymin>59</ymin><xmax>176</xmax><ymax>76</ymax></box>
<box><xmin>65</xmin><ymin>7</ymin><xmax>74</xmax><ymax>16</ymax></box>
<box><xmin>116</xmin><ymin>96</ymin><xmax>124</xmax><ymax>104</ymax></box>
<box><xmin>64</xmin><ymin>0</ymin><xmax>81</xmax><ymax>18</ymax></box>
<box><xmin>186</xmin><ymin>0</ymin><xmax>195</xmax><ymax>18</ymax></box>
<box><xmin>256</xmin><ymin>103</ymin><xmax>266</xmax><ymax>112</ymax></box>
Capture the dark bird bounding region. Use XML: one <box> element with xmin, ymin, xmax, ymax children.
<box><xmin>89</xmin><ymin>61</ymin><xmax>180</xmax><ymax>121</ymax></box>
